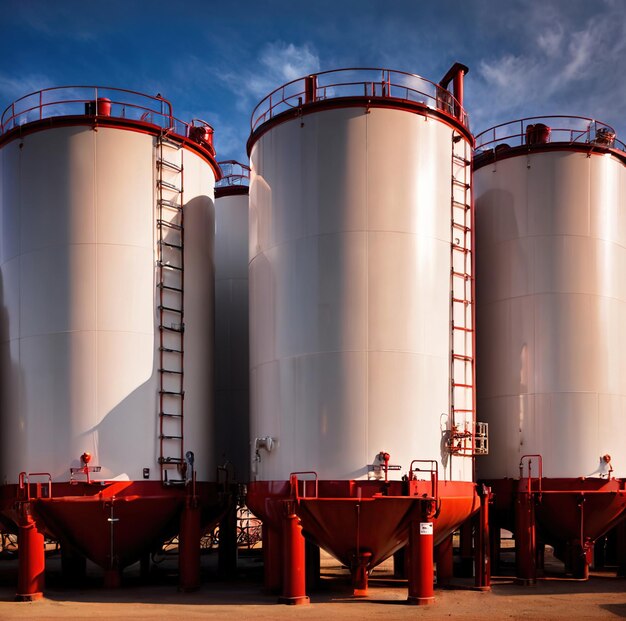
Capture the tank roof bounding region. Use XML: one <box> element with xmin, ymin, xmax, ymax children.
<box><xmin>249</xmin><ymin>67</ymin><xmax>470</xmax><ymax>136</ymax></box>
<box><xmin>474</xmin><ymin>115</ymin><xmax>626</xmax><ymax>168</ymax></box>
<box><xmin>0</xmin><ymin>86</ymin><xmax>218</xmax><ymax>167</ymax></box>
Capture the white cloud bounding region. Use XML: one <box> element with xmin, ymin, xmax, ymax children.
<box><xmin>216</xmin><ymin>41</ymin><xmax>320</xmax><ymax>110</ymax></box>
<box><xmin>259</xmin><ymin>42</ymin><xmax>320</xmax><ymax>84</ymax></box>
<box><xmin>0</xmin><ymin>73</ymin><xmax>54</xmax><ymax>104</ymax></box>
<box><xmin>468</xmin><ymin>5</ymin><xmax>626</xmax><ymax>136</ymax></box>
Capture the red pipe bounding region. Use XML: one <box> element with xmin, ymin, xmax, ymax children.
<box><xmin>178</xmin><ymin>495</ymin><xmax>201</xmax><ymax>591</ymax></box>
<box><xmin>515</xmin><ymin>477</ymin><xmax>537</xmax><ymax>585</ymax></box>
<box><xmin>407</xmin><ymin>503</ymin><xmax>435</xmax><ymax>605</ymax></box>
<box><xmin>475</xmin><ymin>485</ymin><xmax>491</xmax><ymax>589</ymax></box>
<box><xmin>278</xmin><ymin>502</ymin><xmax>309</xmax><ymax>605</ymax></box>
<box><xmin>304</xmin><ymin>75</ymin><xmax>317</xmax><ymax>105</ymax></box>
<box><xmin>16</xmin><ymin>508</ymin><xmax>45</xmax><ymax>601</ymax></box>
<box><xmin>438</xmin><ymin>62</ymin><xmax>468</xmax><ymax>120</ymax></box>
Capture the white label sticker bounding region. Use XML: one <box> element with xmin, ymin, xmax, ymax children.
<box><xmin>420</xmin><ymin>522</ymin><xmax>433</xmax><ymax>535</ymax></box>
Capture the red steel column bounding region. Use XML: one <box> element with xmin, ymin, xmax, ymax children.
<box><xmin>352</xmin><ymin>551</ymin><xmax>372</xmax><ymax>597</ymax></box>
<box><xmin>475</xmin><ymin>485</ymin><xmax>491</xmax><ymax>589</ymax></box>
<box><xmin>16</xmin><ymin>505</ymin><xmax>45</xmax><ymax>601</ymax></box>
<box><xmin>278</xmin><ymin>501</ymin><xmax>309</xmax><ymax>605</ymax></box>
<box><xmin>435</xmin><ymin>535</ymin><xmax>453</xmax><ymax>587</ymax></box>
<box><xmin>407</xmin><ymin>502</ymin><xmax>435</xmax><ymax>605</ymax></box>
<box><xmin>262</xmin><ymin>524</ymin><xmax>283</xmax><ymax>593</ymax></box>
<box><xmin>305</xmin><ymin>539</ymin><xmax>321</xmax><ymax>591</ymax></box>
<box><xmin>489</xmin><ymin>510</ymin><xmax>501</xmax><ymax>576</ymax></box>
<box><xmin>218</xmin><ymin>501</ymin><xmax>238</xmax><ymax>579</ymax></box>
<box><xmin>515</xmin><ymin>478</ymin><xmax>536</xmax><ymax>585</ymax></box>
<box><xmin>179</xmin><ymin>495</ymin><xmax>201</xmax><ymax>591</ymax></box>
<box><xmin>393</xmin><ymin>546</ymin><xmax>407</xmax><ymax>579</ymax></box>
<box><xmin>458</xmin><ymin>520</ymin><xmax>474</xmax><ymax>577</ymax></box>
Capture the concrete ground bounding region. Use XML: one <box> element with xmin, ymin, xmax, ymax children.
<box><xmin>0</xmin><ymin>545</ymin><xmax>625</xmax><ymax>620</ymax></box>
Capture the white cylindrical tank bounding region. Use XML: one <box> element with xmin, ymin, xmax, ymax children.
<box><xmin>248</xmin><ymin>69</ymin><xmax>474</xmax><ymax>484</ymax></box>
<box><xmin>0</xmin><ymin>87</ymin><xmax>218</xmax><ymax>484</ymax></box>
<box><xmin>214</xmin><ymin>161</ymin><xmax>250</xmax><ymax>481</ymax></box>
<box><xmin>475</xmin><ymin>117</ymin><xmax>626</xmax><ymax>480</ymax></box>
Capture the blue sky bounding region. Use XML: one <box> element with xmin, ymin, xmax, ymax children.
<box><xmin>1</xmin><ymin>0</ymin><xmax>625</xmax><ymax>163</ymax></box>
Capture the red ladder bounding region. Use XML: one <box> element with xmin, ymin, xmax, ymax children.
<box><xmin>448</xmin><ymin>131</ymin><xmax>476</xmax><ymax>457</ymax></box>
<box><xmin>156</xmin><ymin>133</ymin><xmax>186</xmax><ymax>484</ymax></box>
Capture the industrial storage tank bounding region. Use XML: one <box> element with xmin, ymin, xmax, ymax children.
<box><xmin>246</xmin><ymin>65</ymin><xmax>487</xmax><ymax>602</ymax></box>
<box><xmin>474</xmin><ymin>116</ymin><xmax>626</xmax><ymax>580</ymax></box>
<box><xmin>0</xmin><ymin>86</ymin><xmax>223</xmax><ymax>597</ymax></box>
<box><xmin>214</xmin><ymin>161</ymin><xmax>250</xmax><ymax>481</ymax></box>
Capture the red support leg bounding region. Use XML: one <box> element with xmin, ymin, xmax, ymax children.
<box><xmin>489</xmin><ymin>512</ymin><xmax>501</xmax><ymax>576</ymax></box>
<box><xmin>475</xmin><ymin>485</ymin><xmax>491</xmax><ymax>590</ymax></box>
<box><xmin>515</xmin><ymin>479</ymin><xmax>536</xmax><ymax>585</ymax></box>
<box><xmin>407</xmin><ymin>503</ymin><xmax>435</xmax><ymax>605</ymax></box>
<box><xmin>617</xmin><ymin>520</ymin><xmax>626</xmax><ymax>577</ymax></box>
<box><xmin>179</xmin><ymin>496</ymin><xmax>201</xmax><ymax>591</ymax></box>
<box><xmin>262</xmin><ymin>524</ymin><xmax>283</xmax><ymax>593</ymax></box>
<box><xmin>218</xmin><ymin>502</ymin><xmax>238</xmax><ymax>579</ymax></box>
<box><xmin>61</xmin><ymin>545</ymin><xmax>86</xmax><ymax>585</ymax></box>
<box><xmin>458</xmin><ymin>520</ymin><xmax>474</xmax><ymax>577</ymax></box>
<box><xmin>278</xmin><ymin>502</ymin><xmax>309</xmax><ymax>605</ymax></box>
<box><xmin>103</xmin><ymin>568</ymin><xmax>122</xmax><ymax>588</ymax></box>
<box><xmin>393</xmin><ymin>546</ymin><xmax>407</xmax><ymax>579</ymax></box>
<box><xmin>305</xmin><ymin>539</ymin><xmax>320</xmax><ymax>591</ymax></box>
<box><xmin>352</xmin><ymin>551</ymin><xmax>372</xmax><ymax>597</ymax></box>
<box><xmin>435</xmin><ymin>535</ymin><xmax>453</xmax><ymax>587</ymax></box>
<box><xmin>16</xmin><ymin>508</ymin><xmax>45</xmax><ymax>601</ymax></box>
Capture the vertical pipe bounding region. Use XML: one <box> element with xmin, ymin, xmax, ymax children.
<box><xmin>475</xmin><ymin>485</ymin><xmax>491</xmax><ymax>589</ymax></box>
<box><xmin>304</xmin><ymin>75</ymin><xmax>317</xmax><ymax>105</ymax></box>
<box><xmin>278</xmin><ymin>502</ymin><xmax>309</xmax><ymax>605</ymax></box>
<box><xmin>179</xmin><ymin>495</ymin><xmax>201</xmax><ymax>591</ymax></box>
<box><xmin>453</xmin><ymin>70</ymin><xmax>464</xmax><ymax>119</ymax></box>
<box><xmin>105</xmin><ymin>499</ymin><xmax>120</xmax><ymax>587</ymax></box>
<box><xmin>407</xmin><ymin>503</ymin><xmax>435</xmax><ymax>605</ymax></box>
<box><xmin>218</xmin><ymin>502</ymin><xmax>238</xmax><ymax>579</ymax></box>
<box><xmin>16</xmin><ymin>508</ymin><xmax>45</xmax><ymax>601</ymax></box>
<box><xmin>515</xmin><ymin>478</ymin><xmax>536</xmax><ymax>585</ymax></box>
<box><xmin>435</xmin><ymin>535</ymin><xmax>453</xmax><ymax>587</ymax></box>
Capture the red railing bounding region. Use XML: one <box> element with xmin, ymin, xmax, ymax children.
<box><xmin>216</xmin><ymin>160</ymin><xmax>250</xmax><ymax>188</ymax></box>
<box><xmin>0</xmin><ymin>86</ymin><xmax>215</xmax><ymax>153</ymax></box>
<box><xmin>474</xmin><ymin>115</ymin><xmax>625</xmax><ymax>152</ymax></box>
<box><xmin>250</xmin><ymin>68</ymin><xmax>469</xmax><ymax>132</ymax></box>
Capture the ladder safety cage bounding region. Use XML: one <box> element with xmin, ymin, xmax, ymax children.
<box><xmin>448</xmin><ymin>131</ymin><xmax>477</xmax><ymax>457</ymax></box>
<box><xmin>156</xmin><ymin>133</ymin><xmax>186</xmax><ymax>484</ymax></box>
